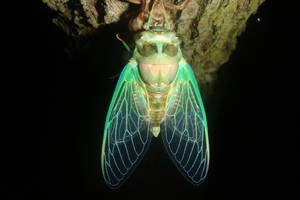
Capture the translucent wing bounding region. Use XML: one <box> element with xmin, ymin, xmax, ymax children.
<box><xmin>161</xmin><ymin>59</ymin><xmax>210</xmax><ymax>185</ymax></box>
<box><xmin>101</xmin><ymin>59</ymin><xmax>152</xmax><ymax>188</ymax></box>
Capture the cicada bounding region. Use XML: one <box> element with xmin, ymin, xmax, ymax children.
<box><xmin>101</xmin><ymin>0</ymin><xmax>209</xmax><ymax>189</ymax></box>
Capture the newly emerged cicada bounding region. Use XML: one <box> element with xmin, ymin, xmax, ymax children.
<box><xmin>101</xmin><ymin>0</ymin><xmax>209</xmax><ymax>188</ymax></box>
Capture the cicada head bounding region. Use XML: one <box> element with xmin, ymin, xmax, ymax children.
<box><xmin>133</xmin><ymin>29</ymin><xmax>182</xmax><ymax>89</ymax></box>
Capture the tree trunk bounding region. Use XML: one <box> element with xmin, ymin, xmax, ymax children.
<box><xmin>43</xmin><ymin>0</ymin><xmax>265</xmax><ymax>98</ymax></box>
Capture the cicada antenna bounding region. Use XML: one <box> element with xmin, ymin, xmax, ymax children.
<box><xmin>116</xmin><ymin>34</ymin><xmax>131</xmax><ymax>52</ymax></box>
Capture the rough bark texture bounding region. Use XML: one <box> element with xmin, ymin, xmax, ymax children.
<box><xmin>42</xmin><ymin>0</ymin><xmax>101</xmax><ymax>36</ymax></box>
<box><xmin>43</xmin><ymin>0</ymin><xmax>265</xmax><ymax>97</ymax></box>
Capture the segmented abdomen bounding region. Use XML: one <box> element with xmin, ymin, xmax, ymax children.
<box><xmin>148</xmin><ymin>90</ymin><xmax>168</xmax><ymax>132</ymax></box>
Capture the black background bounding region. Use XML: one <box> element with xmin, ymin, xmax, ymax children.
<box><xmin>24</xmin><ymin>1</ymin><xmax>283</xmax><ymax>199</ymax></box>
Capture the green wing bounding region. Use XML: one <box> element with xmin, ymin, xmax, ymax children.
<box><xmin>101</xmin><ymin>59</ymin><xmax>152</xmax><ymax>188</ymax></box>
<box><xmin>161</xmin><ymin>59</ymin><xmax>210</xmax><ymax>185</ymax></box>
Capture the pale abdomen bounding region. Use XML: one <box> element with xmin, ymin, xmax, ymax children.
<box><xmin>138</xmin><ymin>63</ymin><xmax>178</xmax><ymax>137</ymax></box>
<box><xmin>148</xmin><ymin>90</ymin><xmax>169</xmax><ymax>137</ymax></box>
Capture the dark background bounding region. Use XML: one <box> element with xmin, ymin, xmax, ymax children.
<box><xmin>24</xmin><ymin>1</ymin><xmax>282</xmax><ymax>199</ymax></box>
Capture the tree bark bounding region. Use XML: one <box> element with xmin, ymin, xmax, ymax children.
<box><xmin>43</xmin><ymin>0</ymin><xmax>265</xmax><ymax>98</ymax></box>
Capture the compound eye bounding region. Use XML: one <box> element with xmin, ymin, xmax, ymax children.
<box><xmin>137</xmin><ymin>43</ymin><xmax>157</xmax><ymax>57</ymax></box>
<box><xmin>163</xmin><ymin>44</ymin><xmax>178</xmax><ymax>57</ymax></box>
